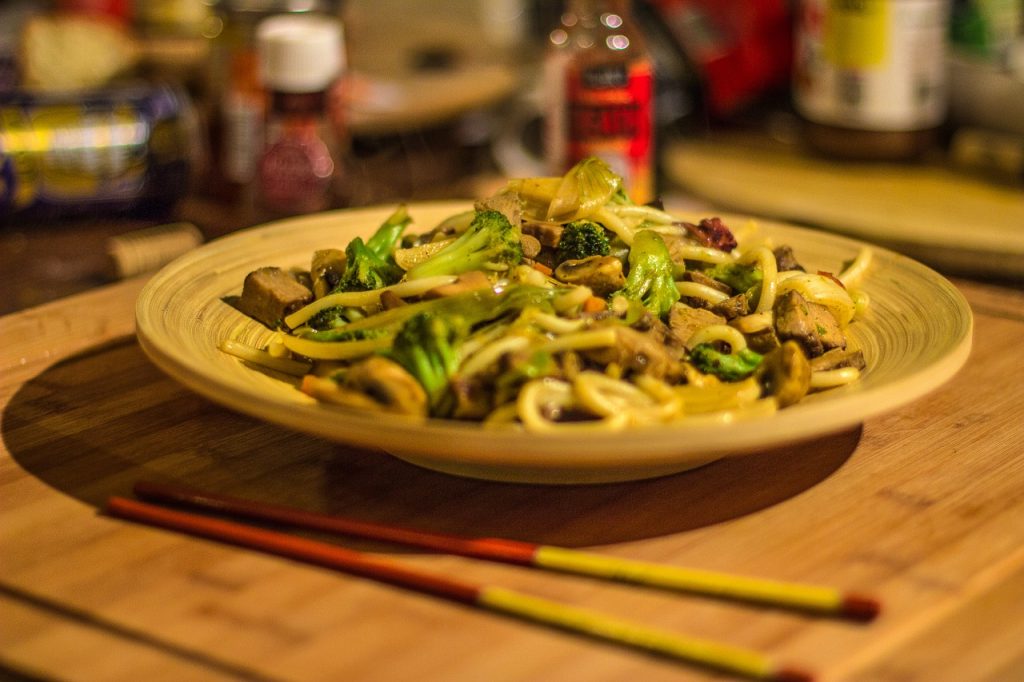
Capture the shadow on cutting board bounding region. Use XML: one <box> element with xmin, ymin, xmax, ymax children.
<box><xmin>3</xmin><ymin>337</ymin><xmax>859</xmax><ymax>548</ymax></box>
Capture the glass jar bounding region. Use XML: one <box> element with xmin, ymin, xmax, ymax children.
<box><xmin>793</xmin><ymin>0</ymin><xmax>952</xmax><ymax>160</ymax></box>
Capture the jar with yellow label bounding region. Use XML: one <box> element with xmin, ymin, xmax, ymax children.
<box><xmin>793</xmin><ymin>0</ymin><xmax>952</xmax><ymax>160</ymax></box>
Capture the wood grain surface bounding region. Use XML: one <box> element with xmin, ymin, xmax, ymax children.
<box><xmin>2</xmin><ymin>275</ymin><xmax>1024</xmax><ymax>682</ymax></box>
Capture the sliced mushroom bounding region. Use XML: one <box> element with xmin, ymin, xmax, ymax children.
<box><xmin>520</xmin><ymin>233</ymin><xmax>542</xmax><ymax>259</ymax></box>
<box><xmin>311</xmin><ymin>248</ymin><xmax>346</xmax><ymax>298</ymax></box>
<box><xmin>809</xmin><ymin>348</ymin><xmax>866</xmax><ymax>372</ymax></box>
<box><xmin>755</xmin><ymin>340</ymin><xmax>811</xmax><ymax>408</ymax></box>
<box><xmin>554</xmin><ymin>255</ymin><xmax>625</xmax><ymax>296</ymax></box>
<box><xmin>290</xmin><ymin>267</ymin><xmax>313</xmax><ymax>292</ymax></box>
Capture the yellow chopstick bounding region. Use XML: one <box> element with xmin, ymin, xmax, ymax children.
<box><xmin>107</xmin><ymin>495</ymin><xmax>814</xmax><ymax>681</ymax></box>
<box><xmin>533</xmin><ymin>546</ymin><xmax>878</xmax><ymax>620</ymax></box>
<box><xmin>132</xmin><ymin>480</ymin><xmax>880</xmax><ymax>621</ymax></box>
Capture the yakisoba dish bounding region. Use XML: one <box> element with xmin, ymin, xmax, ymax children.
<box><xmin>222</xmin><ymin>158</ymin><xmax>872</xmax><ymax>432</ymax></box>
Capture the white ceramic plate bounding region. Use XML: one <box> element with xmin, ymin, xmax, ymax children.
<box><xmin>136</xmin><ymin>202</ymin><xmax>973</xmax><ymax>484</ymax></box>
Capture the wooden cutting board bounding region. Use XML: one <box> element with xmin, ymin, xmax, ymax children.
<box><xmin>2</xmin><ymin>276</ymin><xmax>1024</xmax><ymax>681</ymax></box>
<box><xmin>664</xmin><ymin>137</ymin><xmax>1024</xmax><ymax>279</ymax></box>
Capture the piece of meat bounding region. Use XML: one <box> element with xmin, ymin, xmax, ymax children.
<box><xmin>475</xmin><ymin>191</ymin><xmax>522</xmax><ymax>227</ymax></box>
<box><xmin>730</xmin><ymin>313</ymin><xmax>779</xmax><ymax>353</ymax></box>
<box><xmin>682</xmin><ymin>270</ymin><xmax>732</xmax><ymax>294</ymax></box>
<box><xmin>631</xmin><ymin>311</ymin><xmax>672</xmax><ymax>347</ymax></box>
<box><xmin>553</xmin><ymin>255</ymin><xmax>625</xmax><ymax>296</ymax></box>
<box><xmin>522</xmin><ymin>220</ymin><xmax>564</xmax><ymax>248</ymax></box>
<box><xmin>582</xmin><ymin>326</ymin><xmax>682</xmax><ymax>380</ymax></box>
<box><xmin>235</xmin><ymin>266</ymin><xmax>313</xmax><ymax>329</ymax></box>
<box><xmin>311</xmin><ymin>248</ymin><xmax>346</xmax><ymax>298</ymax></box>
<box><xmin>712</xmin><ymin>293</ymin><xmax>751</xmax><ymax>320</ymax></box>
<box><xmin>658</xmin><ymin>232</ymin><xmax>695</xmax><ymax>270</ymax></box>
<box><xmin>667</xmin><ymin>304</ymin><xmax>727</xmax><ymax>349</ymax></box>
<box><xmin>772</xmin><ymin>290</ymin><xmax>845</xmax><ymax>358</ymax></box>
<box><xmin>746</xmin><ymin>327</ymin><xmax>780</xmax><ymax>354</ymax></box>
<box><xmin>677</xmin><ymin>217</ymin><xmax>737</xmax><ymax>252</ymax></box>
<box><xmin>773</xmin><ymin>245</ymin><xmax>805</xmax><ymax>272</ymax></box>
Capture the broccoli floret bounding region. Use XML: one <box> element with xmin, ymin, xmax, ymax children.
<box><xmin>303</xmin><ymin>325</ymin><xmax>391</xmax><ymax>343</ymax></box>
<box><xmin>325</xmin><ymin>206</ymin><xmax>410</xmax><ymax>296</ymax></box>
<box><xmin>703</xmin><ymin>262</ymin><xmax>762</xmax><ymax>295</ymax></box>
<box><xmin>306</xmin><ymin>305</ymin><xmax>367</xmax><ymax>331</ymax></box>
<box><xmin>336</xmin><ymin>237</ymin><xmax>404</xmax><ymax>292</ymax></box>
<box><xmin>366</xmin><ymin>205</ymin><xmax>412</xmax><ymax>259</ymax></box>
<box><xmin>556</xmin><ymin>220</ymin><xmax>611</xmax><ymax>264</ymax></box>
<box><xmin>690</xmin><ymin>343</ymin><xmax>763</xmax><ymax>381</ymax></box>
<box><xmin>387</xmin><ymin>312</ymin><xmax>469</xmax><ymax>415</ymax></box>
<box><xmin>612</xmin><ymin>229</ymin><xmax>680</xmax><ymax>318</ymax></box>
<box><xmin>405</xmin><ymin>209</ymin><xmax>522</xmax><ymax>280</ymax></box>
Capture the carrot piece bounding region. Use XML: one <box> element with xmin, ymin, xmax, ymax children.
<box><xmin>583</xmin><ymin>296</ymin><xmax>607</xmax><ymax>313</ymax></box>
<box><xmin>530</xmin><ymin>261</ymin><xmax>553</xmax><ymax>276</ymax></box>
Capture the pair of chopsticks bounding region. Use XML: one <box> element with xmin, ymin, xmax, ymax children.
<box><xmin>106</xmin><ymin>481</ymin><xmax>880</xmax><ymax>681</ymax></box>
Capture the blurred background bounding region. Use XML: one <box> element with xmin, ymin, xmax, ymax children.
<box><xmin>1</xmin><ymin>0</ymin><xmax>1021</xmax><ymax>314</ymax></box>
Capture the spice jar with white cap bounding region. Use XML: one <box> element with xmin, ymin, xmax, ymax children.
<box><xmin>256</xmin><ymin>12</ymin><xmax>345</xmax><ymax>215</ymax></box>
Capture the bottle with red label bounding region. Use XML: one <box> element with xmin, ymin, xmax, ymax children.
<box><xmin>256</xmin><ymin>13</ymin><xmax>345</xmax><ymax>217</ymax></box>
<box><xmin>544</xmin><ymin>0</ymin><xmax>655</xmax><ymax>204</ymax></box>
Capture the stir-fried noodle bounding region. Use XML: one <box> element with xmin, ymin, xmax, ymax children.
<box><xmin>221</xmin><ymin>158</ymin><xmax>870</xmax><ymax>431</ymax></box>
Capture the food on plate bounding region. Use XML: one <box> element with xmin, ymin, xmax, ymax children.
<box><xmin>222</xmin><ymin>157</ymin><xmax>871</xmax><ymax>430</ymax></box>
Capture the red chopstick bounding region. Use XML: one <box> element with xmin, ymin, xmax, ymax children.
<box><xmin>132</xmin><ymin>480</ymin><xmax>538</xmax><ymax>564</ymax></box>
<box><xmin>130</xmin><ymin>480</ymin><xmax>879</xmax><ymax>621</ymax></box>
<box><xmin>105</xmin><ymin>495</ymin><xmax>813</xmax><ymax>681</ymax></box>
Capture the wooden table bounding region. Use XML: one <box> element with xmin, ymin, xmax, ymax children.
<box><xmin>2</xmin><ymin>272</ymin><xmax>1023</xmax><ymax>682</ymax></box>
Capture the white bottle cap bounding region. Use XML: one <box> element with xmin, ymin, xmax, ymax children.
<box><xmin>258</xmin><ymin>14</ymin><xmax>345</xmax><ymax>93</ymax></box>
